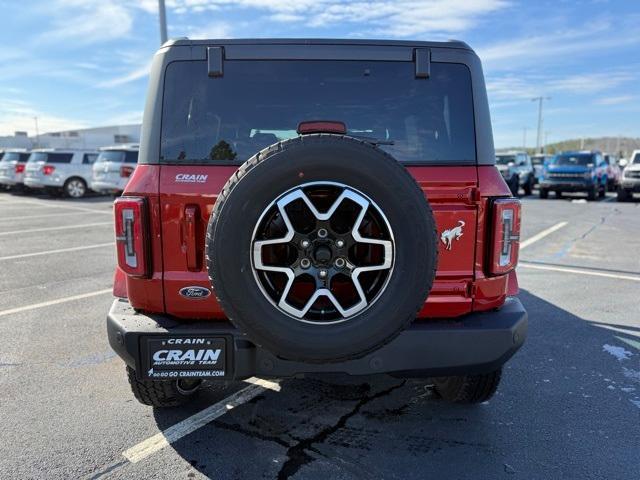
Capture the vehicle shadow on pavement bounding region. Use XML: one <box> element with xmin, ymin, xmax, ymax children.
<box><xmin>150</xmin><ymin>289</ymin><xmax>640</xmax><ymax>480</ymax></box>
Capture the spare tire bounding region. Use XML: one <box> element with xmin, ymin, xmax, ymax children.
<box><xmin>206</xmin><ymin>134</ymin><xmax>437</xmax><ymax>363</ymax></box>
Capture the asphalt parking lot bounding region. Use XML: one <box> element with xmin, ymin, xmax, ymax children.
<box><xmin>0</xmin><ymin>189</ymin><xmax>638</xmax><ymax>480</ymax></box>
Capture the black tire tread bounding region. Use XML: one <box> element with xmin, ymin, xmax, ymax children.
<box><xmin>126</xmin><ymin>366</ymin><xmax>196</xmax><ymax>407</ymax></box>
<box><xmin>206</xmin><ymin>134</ymin><xmax>438</xmax><ymax>363</ymax></box>
<box><xmin>433</xmin><ymin>369</ymin><xmax>502</xmax><ymax>404</ymax></box>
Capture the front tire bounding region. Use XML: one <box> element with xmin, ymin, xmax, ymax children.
<box><xmin>539</xmin><ymin>188</ymin><xmax>548</xmax><ymax>199</ymax></box>
<box><xmin>433</xmin><ymin>369</ymin><xmax>502</xmax><ymax>404</ymax></box>
<box><xmin>508</xmin><ymin>175</ymin><xmax>519</xmax><ymax>197</ymax></box>
<box><xmin>523</xmin><ymin>175</ymin><xmax>533</xmax><ymax>196</ymax></box>
<box><xmin>587</xmin><ymin>185</ymin><xmax>597</xmax><ymax>201</ymax></box>
<box><xmin>617</xmin><ymin>188</ymin><xmax>630</xmax><ymax>202</ymax></box>
<box><xmin>126</xmin><ymin>366</ymin><xmax>201</xmax><ymax>407</ymax></box>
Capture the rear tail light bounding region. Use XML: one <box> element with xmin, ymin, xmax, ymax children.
<box><xmin>114</xmin><ymin>197</ymin><xmax>148</xmax><ymax>277</ymax></box>
<box><xmin>120</xmin><ymin>165</ymin><xmax>135</xmax><ymax>178</ymax></box>
<box><xmin>42</xmin><ymin>165</ymin><xmax>55</xmax><ymax>175</ymax></box>
<box><xmin>15</xmin><ymin>164</ymin><xmax>25</xmax><ymax>174</ymax></box>
<box><xmin>490</xmin><ymin>198</ymin><xmax>521</xmax><ymax>275</ymax></box>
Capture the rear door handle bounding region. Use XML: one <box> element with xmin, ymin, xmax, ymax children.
<box><xmin>184</xmin><ymin>205</ymin><xmax>199</xmax><ymax>271</ymax></box>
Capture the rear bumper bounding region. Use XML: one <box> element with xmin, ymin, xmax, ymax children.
<box><xmin>0</xmin><ymin>174</ymin><xmax>20</xmax><ymax>186</ymax></box>
<box><xmin>91</xmin><ymin>180</ymin><xmax>124</xmax><ymax>192</ymax></box>
<box><xmin>539</xmin><ymin>179</ymin><xmax>594</xmax><ymax>192</ymax></box>
<box><xmin>620</xmin><ymin>180</ymin><xmax>640</xmax><ymax>192</ymax></box>
<box><xmin>107</xmin><ymin>297</ymin><xmax>528</xmax><ymax>379</ymax></box>
<box><xmin>23</xmin><ymin>177</ymin><xmax>46</xmax><ymax>188</ymax></box>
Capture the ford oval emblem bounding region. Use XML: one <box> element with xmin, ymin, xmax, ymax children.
<box><xmin>179</xmin><ymin>286</ymin><xmax>211</xmax><ymax>299</ymax></box>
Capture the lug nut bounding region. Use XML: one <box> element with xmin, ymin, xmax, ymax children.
<box><xmin>334</xmin><ymin>258</ymin><xmax>346</xmax><ymax>268</ymax></box>
<box><xmin>301</xmin><ymin>239</ymin><xmax>310</xmax><ymax>248</ymax></box>
<box><xmin>317</xmin><ymin>228</ymin><xmax>328</xmax><ymax>238</ymax></box>
<box><xmin>318</xmin><ymin>269</ymin><xmax>328</xmax><ymax>279</ymax></box>
<box><xmin>300</xmin><ymin>258</ymin><xmax>311</xmax><ymax>269</ymax></box>
<box><xmin>336</xmin><ymin>239</ymin><xmax>345</xmax><ymax>248</ymax></box>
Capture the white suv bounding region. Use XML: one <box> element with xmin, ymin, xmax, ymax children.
<box><xmin>0</xmin><ymin>149</ymin><xmax>31</xmax><ymax>189</ymax></box>
<box><xmin>90</xmin><ymin>144</ymin><xmax>139</xmax><ymax>194</ymax></box>
<box><xmin>23</xmin><ymin>148</ymin><xmax>99</xmax><ymax>198</ymax></box>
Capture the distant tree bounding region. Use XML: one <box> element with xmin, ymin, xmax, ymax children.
<box><xmin>209</xmin><ymin>140</ymin><xmax>237</xmax><ymax>161</ymax></box>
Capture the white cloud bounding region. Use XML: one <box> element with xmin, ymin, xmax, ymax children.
<box><xmin>478</xmin><ymin>20</ymin><xmax>640</xmax><ymax>71</ymax></box>
<box><xmin>594</xmin><ymin>95</ymin><xmax>637</xmax><ymax>106</ymax></box>
<box><xmin>38</xmin><ymin>0</ymin><xmax>134</xmax><ymax>44</ymax></box>
<box><xmin>486</xmin><ymin>69</ymin><xmax>637</xmax><ymax>105</ymax></box>
<box><xmin>187</xmin><ymin>21</ymin><xmax>233</xmax><ymax>39</ymax></box>
<box><xmin>163</xmin><ymin>0</ymin><xmax>509</xmax><ymax>37</ymax></box>
<box><xmin>97</xmin><ymin>61</ymin><xmax>152</xmax><ymax>88</ymax></box>
<box><xmin>0</xmin><ymin>98</ymin><xmax>87</xmax><ymax>136</ymax></box>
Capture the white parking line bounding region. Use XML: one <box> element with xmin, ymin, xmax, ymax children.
<box><xmin>0</xmin><ymin>242</ymin><xmax>114</xmax><ymax>261</ymax></box>
<box><xmin>0</xmin><ymin>221</ymin><xmax>112</xmax><ymax>236</ymax></box>
<box><xmin>122</xmin><ymin>378</ymin><xmax>280</xmax><ymax>464</ymax></box>
<box><xmin>0</xmin><ymin>211</ymin><xmax>100</xmax><ymax>222</ymax></box>
<box><xmin>0</xmin><ymin>199</ymin><xmax>112</xmax><ymax>215</ymax></box>
<box><xmin>519</xmin><ymin>262</ymin><xmax>640</xmax><ymax>282</ymax></box>
<box><xmin>520</xmin><ymin>221</ymin><xmax>568</xmax><ymax>250</ymax></box>
<box><xmin>0</xmin><ymin>288</ymin><xmax>112</xmax><ymax>318</ymax></box>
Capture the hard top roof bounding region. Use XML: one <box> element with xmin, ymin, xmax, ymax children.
<box><xmin>99</xmin><ymin>144</ymin><xmax>139</xmax><ymax>152</ymax></box>
<box><xmin>163</xmin><ymin>37</ymin><xmax>472</xmax><ymax>51</ymax></box>
<box><xmin>30</xmin><ymin>148</ymin><xmax>98</xmax><ymax>153</ymax></box>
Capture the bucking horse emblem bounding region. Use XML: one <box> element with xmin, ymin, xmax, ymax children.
<box><xmin>440</xmin><ymin>220</ymin><xmax>465</xmax><ymax>251</ymax></box>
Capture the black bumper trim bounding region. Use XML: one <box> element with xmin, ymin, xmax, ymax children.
<box><xmin>107</xmin><ymin>297</ymin><xmax>527</xmax><ymax>379</ymax></box>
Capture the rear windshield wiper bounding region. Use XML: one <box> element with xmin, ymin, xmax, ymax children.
<box><xmin>350</xmin><ymin>135</ymin><xmax>395</xmax><ymax>146</ymax></box>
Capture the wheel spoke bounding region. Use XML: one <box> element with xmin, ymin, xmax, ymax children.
<box><xmin>252</xmin><ymin>182</ymin><xmax>395</xmax><ymax>323</ymax></box>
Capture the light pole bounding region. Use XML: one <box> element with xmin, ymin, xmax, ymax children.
<box><xmin>158</xmin><ymin>0</ymin><xmax>168</xmax><ymax>45</ymax></box>
<box><xmin>522</xmin><ymin>126</ymin><xmax>528</xmax><ymax>150</ymax></box>
<box><xmin>34</xmin><ymin>116</ymin><xmax>39</xmax><ymax>148</ymax></box>
<box><xmin>544</xmin><ymin>131</ymin><xmax>550</xmax><ymax>152</ymax></box>
<box><xmin>532</xmin><ymin>96</ymin><xmax>550</xmax><ymax>154</ymax></box>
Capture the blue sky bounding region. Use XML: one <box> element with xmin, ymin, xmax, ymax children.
<box><xmin>0</xmin><ymin>0</ymin><xmax>638</xmax><ymax>147</ymax></box>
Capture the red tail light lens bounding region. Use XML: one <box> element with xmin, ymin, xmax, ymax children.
<box><xmin>120</xmin><ymin>165</ymin><xmax>135</xmax><ymax>178</ymax></box>
<box><xmin>15</xmin><ymin>164</ymin><xmax>25</xmax><ymax>174</ymax></box>
<box><xmin>114</xmin><ymin>197</ymin><xmax>148</xmax><ymax>277</ymax></box>
<box><xmin>297</xmin><ymin>120</ymin><xmax>347</xmax><ymax>135</ymax></box>
<box><xmin>490</xmin><ymin>198</ymin><xmax>521</xmax><ymax>275</ymax></box>
<box><xmin>42</xmin><ymin>165</ymin><xmax>55</xmax><ymax>175</ymax></box>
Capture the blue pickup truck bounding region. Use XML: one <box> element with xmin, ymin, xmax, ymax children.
<box><xmin>539</xmin><ymin>151</ymin><xmax>608</xmax><ymax>200</ymax></box>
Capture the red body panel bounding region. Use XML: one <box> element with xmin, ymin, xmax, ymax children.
<box><xmin>121</xmin><ymin>163</ymin><xmax>515</xmax><ymax>320</ymax></box>
<box><xmin>121</xmin><ymin>165</ymin><xmax>164</xmax><ymax>313</ymax></box>
<box><xmin>471</xmin><ymin>166</ymin><xmax>516</xmax><ymax>312</ymax></box>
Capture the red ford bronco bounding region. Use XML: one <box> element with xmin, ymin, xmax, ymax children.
<box><xmin>107</xmin><ymin>39</ymin><xmax>527</xmax><ymax>407</ymax></box>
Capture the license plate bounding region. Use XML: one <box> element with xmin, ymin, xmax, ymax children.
<box><xmin>141</xmin><ymin>336</ymin><xmax>227</xmax><ymax>379</ymax></box>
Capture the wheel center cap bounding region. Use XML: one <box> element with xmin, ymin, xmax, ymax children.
<box><xmin>313</xmin><ymin>245</ymin><xmax>332</xmax><ymax>264</ymax></box>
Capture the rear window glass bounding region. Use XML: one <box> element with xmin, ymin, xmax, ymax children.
<box><xmin>1</xmin><ymin>152</ymin><xmax>30</xmax><ymax>162</ymax></box>
<box><xmin>97</xmin><ymin>151</ymin><xmax>125</xmax><ymax>163</ymax></box>
<box><xmin>125</xmin><ymin>151</ymin><xmax>139</xmax><ymax>163</ymax></box>
<box><xmin>160</xmin><ymin>60</ymin><xmax>476</xmax><ymax>165</ymax></box>
<box><xmin>496</xmin><ymin>155</ymin><xmax>516</xmax><ymax>165</ymax></box>
<box><xmin>97</xmin><ymin>151</ymin><xmax>138</xmax><ymax>163</ymax></box>
<box><xmin>29</xmin><ymin>152</ymin><xmax>73</xmax><ymax>163</ymax></box>
<box><xmin>531</xmin><ymin>156</ymin><xmax>546</xmax><ymax>165</ymax></box>
<box><xmin>551</xmin><ymin>154</ymin><xmax>593</xmax><ymax>166</ymax></box>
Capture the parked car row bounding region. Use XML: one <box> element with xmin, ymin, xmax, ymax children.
<box><xmin>617</xmin><ymin>149</ymin><xmax>640</xmax><ymax>202</ymax></box>
<box><xmin>496</xmin><ymin>149</ymin><xmax>634</xmax><ymax>202</ymax></box>
<box><xmin>0</xmin><ymin>144</ymin><xmax>138</xmax><ymax>198</ymax></box>
<box><xmin>495</xmin><ymin>151</ymin><xmax>536</xmax><ymax>196</ymax></box>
